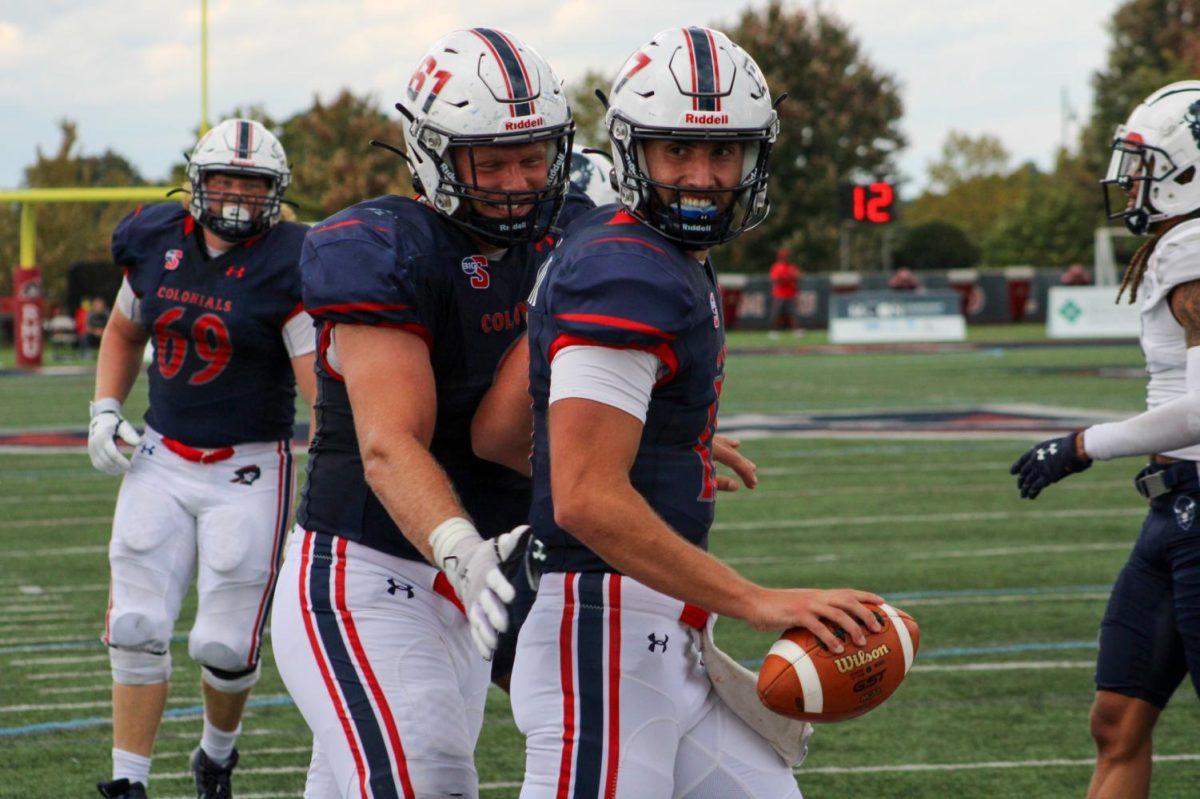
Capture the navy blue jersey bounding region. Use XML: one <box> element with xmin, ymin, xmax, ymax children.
<box><xmin>111</xmin><ymin>202</ymin><xmax>308</xmax><ymax>448</ymax></box>
<box><xmin>526</xmin><ymin>206</ymin><xmax>727</xmax><ymax>573</ymax></box>
<box><xmin>298</xmin><ymin>190</ymin><xmax>593</xmax><ymax>560</ymax></box>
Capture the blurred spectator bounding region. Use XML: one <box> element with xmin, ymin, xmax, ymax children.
<box><xmin>84</xmin><ymin>296</ymin><xmax>109</xmax><ymax>354</ymax></box>
<box><xmin>888</xmin><ymin>268</ymin><xmax>921</xmax><ymax>292</ymax></box>
<box><xmin>768</xmin><ymin>247</ymin><xmax>802</xmax><ymax>338</ymax></box>
<box><xmin>75</xmin><ymin>299</ymin><xmax>91</xmax><ymax>356</ymax></box>
<box><xmin>1061</xmin><ymin>264</ymin><xmax>1093</xmax><ymax>285</ymax></box>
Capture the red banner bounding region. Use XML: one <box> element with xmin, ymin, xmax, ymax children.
<box><xmin>13</xmin><ymin>266</ymin><xmax>43</xmax><ymax>368</ymax></box>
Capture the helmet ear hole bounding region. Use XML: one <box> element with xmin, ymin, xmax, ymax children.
<box><xmin>1175</xmin><ymin>166</ymin><xmax>1196</xmax><ymax>185</ymax></box>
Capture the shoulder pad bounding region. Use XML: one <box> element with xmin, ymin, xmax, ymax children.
<box><xmin>111</xmin><ymin>202</ymin><xmax>188</xmax><ymax>268</ymax></box>
<box><xmin>548</xmin><ymin>239</ymin><xmax>696</xmax><ymax>346</ymax></box>
<box><xmin>1153</xmin><ymin>219</ymin><xmax>1200</xmax><ymax>291</ymax></box>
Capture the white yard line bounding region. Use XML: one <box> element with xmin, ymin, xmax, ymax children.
<box><xmin>8</xmin><ymin>653</ymin><xmax>109</xmax><ymax>666</ymax></box>
<box><xmin>912</xmin><ymin>661</ymin><xmax>1094</xmax><ymax>673</ymax></box>
<box><xmin>796</xmin><ymin>753</ymin><xmax>1200</xmax><ymax>775</ymax></box>
<box><xmin>26</xmin><ymin>670</ymin><xmax>105</xmax><ymax>681</ymax></box>
<box><xmin>713</xmin><ymin>507</ymin><xmax>1143</xmax><ymax>532</ymax></box>
<box><xmin>0</xmin><ymin>542</ymin><xmax>107</xmax><ymax>557</ymax></box>
<box><xmin>0</xmin><ymin>519</ymin><xmax>111</xmax><ymax>532</ymax></box>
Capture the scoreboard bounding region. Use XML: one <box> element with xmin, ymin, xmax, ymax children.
<box><xmin>837</xmin><ymin>181</ymin><xmax>896</xmax><ymax>224</ymax></box>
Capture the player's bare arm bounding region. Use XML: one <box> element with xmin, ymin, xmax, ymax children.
<box><xmin>94</xmin><ymin>307</ymin><xmax>149</xmax><ymax>403</ymax></box>
<box><xmin>471</xmin><ymin>335</ymin><xmax>533</xmax><ymax>476</ymax></box>
<box><xmin>336</xmin><ymin>323</ymin><xmax>463</xmax><ymax>562</ymax></box>
<box><xmin>289</xmin><ymin>352</ymin><xmax>317</xmax><ymax>446</ymax></box>
<box><xmin>549</xmin><ymin>396</ymin><xmax>881</xmax><ymax>652</ymax></box>
<box><xmin>1169</xmin><ymin>279</ymin><xmax>1200</xmax><ymax>347</ymax></box>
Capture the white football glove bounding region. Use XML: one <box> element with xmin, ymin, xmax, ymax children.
<box><xmin>429</xmin><ymin>517</ymin><xmax>531</xmax><ymax>660</ymax></box>
<box><xmin>88</xmin><ymin>398</ymin><xmax>141</xmax><ymax>475</ymax></box>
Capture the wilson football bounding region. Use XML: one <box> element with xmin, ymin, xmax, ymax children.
<box><xmin>756</xmin><ymin>603</ymin><xmax>919</xmax><ymax>722</ymax></box>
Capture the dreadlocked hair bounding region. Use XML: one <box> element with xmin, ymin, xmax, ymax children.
<box><xmin>1116</xmin><ymin>233</ymin><xmax>1163</xmax><ymax>304</ymax></box>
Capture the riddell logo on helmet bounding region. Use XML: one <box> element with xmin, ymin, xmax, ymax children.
<box><xmin>684</xmin><ymin>112</ymin><xmax>729</xmax><ymax>125</ymax></box>
<box><xmin>503</xmin><ymin>116</ymin><xmax>545</xmax><ymax>131</ymax></box>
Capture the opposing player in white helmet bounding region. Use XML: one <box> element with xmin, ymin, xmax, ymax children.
<box><xmin>569</xmin><ymin>145</ymin><xmax>620</xmax><ymax>206</ymax></box>
<box><xmin>269</xmin><ymin>28</ymin><xmax>591</xmax><ymax>798</ymax></box>
<box><xmin>501</xmin><ymin>27</ymin><xmax>882</xmax><ymax>798</ymax></box>
<box><xmin>1011</xmin><ymin>81</ymin><xmax>1200</xmax><ymax>798</ymax></box>
<box><xmin>91</xmin><ymin>117</ymin><xmax>315</xmax><ymax>798</ymax></box>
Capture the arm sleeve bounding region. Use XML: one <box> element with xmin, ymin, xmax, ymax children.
<box><xmin>549</xmin><ymin>345</ymin><xmax>661</xmax><ymax>422</ymax></box>
<box><xmin>282</xmin><ymin>309</ymin><xmax>316</xmax><ymax>358</ymax></box>
<box><xmin>1083</xmin><ymin>347</ymin><xmax>1200</xmax><ymax>459</ymax></box>
<box><xmin>301</xmin><ymin>211</ymin><xmax>434</xmax><ymax>345</ymax></box>
<box><xmin>114</xmin><ymin>277</ymin><xmax>143</xmax><ymax>326</ymax></box>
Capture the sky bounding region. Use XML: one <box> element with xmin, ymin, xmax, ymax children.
<box><xmin>0</xmin><ymin>0</ymin><xmax>1122</xmax><ymax>196</ymax></box>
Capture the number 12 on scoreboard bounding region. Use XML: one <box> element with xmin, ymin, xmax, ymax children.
<box><xmin>837</xmin><ymin>181</ymin><xmax>895</xmax><ymax>224</ymax></box>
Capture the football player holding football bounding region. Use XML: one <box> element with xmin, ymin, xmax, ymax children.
<box><xmin>502</xmin><ymin>28</ymin><xmax>883</xmax><ymax>797</ymax></box>
<box><xmin>268</xmin><ymin>28</ymin><xmax>590</xmax><ymax>798</ymax></box>
<box><xmin>1011</xmin><ymin>81</ymin><xmax>1200</xmax><ymax>799</ymax></box>
<box><xmin>91</xmin><ymin>119</ymin><xmax>315</xmax><ymax>799</ymax></box>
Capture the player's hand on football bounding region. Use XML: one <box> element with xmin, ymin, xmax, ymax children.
<box><xmin>430</xmin><ymin>519</ymin><xmax>531</xmax><ymax>659</ymax></box>
<box><xmin>1010</xmin><ymin>432</ymin><xmax>1091</xmax><ymax>499</ymax></box>
<box><xmin>87</xmin><ymin>399</ymin><xmax>141</xmax><ymax>475</ymax></box>
<box><xmin>750</xmin><ymin>588</ymin><xmax>885</xmax><ymax>654</ymax></box>
<box><xmin>714</xmin><ymin>435</ymin><xmax>757</xmax><ymax>491</ymax></box>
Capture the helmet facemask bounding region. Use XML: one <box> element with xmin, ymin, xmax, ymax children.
<box><xmin>611</xmin><ymin>116</ymin><xmax>775</xmax><ymax>249</ymax></box>
<box><xmin>188</xmin><ymin>166</ymin><xmax>285</xmax><ymax>242</ymax></box>
<box><xmin>401</xmin><ymin>116</ymin><xmax>574</xmax><ymax>247</ymax></box>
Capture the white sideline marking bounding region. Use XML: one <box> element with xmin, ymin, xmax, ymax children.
<box><xmin>720</xmin><ymin>479</ymin><xmax>1131</xmax><ymax>500</ymax></box>
<box><xmin>0</xmin><ymin>518</ymin><xmax>110</xmax><ymax>532</ymax></box>
<box><xmin>725</xmin><ymin>542</ymin><xmax>1130</xmax><ymax>566</ymax></box>
<box><xmin>157</xmin><ymin>745</ymin><xmax>312</xmax><ymax>760</ymax></box>
<box><xmin>796</xmin><ymin>753</ymin><xmax>1200</xmax><ymax>775</ymax></box>
<box><xmin>26</xmin><ymin>670</ymin><xmax>103</xmax><ymax>680</ymax></box>
<box><xmin>0</xmin><ymin>493</ymin><xmax>113</xmax><ymax>505</ymax></box>
<box><xmin>0</xmin><ymin>696</ymin><xmax>201</xmax><ymax>713</ymax></box>
<box><xmin>899</xmin><ymin>592</ymin><xmax>1110</xmax><ymax>607</ymax></box>
<box><xmin>39</xmin><ymin>684</ymin><xmax>113</xmax><ymax>695</ymax></box>
<box><xmin>0</xmin><ymin>612</ymin><xmax>78</xmax><ymax>623</ymax></box>
<box><xmin>912</xmin><ymin>661</ymin><xmax>1094</xmax><ymax>673</ymax></box>
<box><xmin>713</xmin><ymin>507</ymin><xmax>1142</xmax><ymax>532</ymax></box>
<box><xmin>8</xmin><ymin>653</ymin><xmax>109</xmax><ymax>666</ymax></box>
<box><xmin>0</xmin><ymin>543</ymin><xmax>107</xmax><ymax>557</ymax></box>
<box><xmin>0</xmin><ymin>632</ymin><xmax>103</xmax><ymax>646</ymax></box>
<box><xmin>3</xmin><ymin>582</ymin><xmax>109</xmax><ymax>594</ymax></box>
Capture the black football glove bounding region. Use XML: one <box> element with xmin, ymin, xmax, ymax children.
<box><xmin>1010</xmin><ymin>433</ymin><xmax>1091</xmax><ymax>499</ymax></box>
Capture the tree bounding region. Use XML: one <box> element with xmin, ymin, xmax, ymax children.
<box><xmin>894</xmin><ymin>221</ymin><xmax>980</xmax><ymax>271</ymax></box>
<box><xmin>0</xmin><ymin>121</ymin><xmax>146</xmax><ymax>304</ymax></box>
<box><xmin>718</xmin><ymin>1</ymin><xmax>906</xmax><ymax>272</ymax></box>
<box><xmin>565</xmin><ymin>70</ymin><xmax>610</xmax><ymax>149</ymax></box>
<box><xmin>1081</xmin><ymin>0</ymin><xmax>1200</xmax><ymax>176</ymax></box>
<box><xmin>926</xmin><ymin>132</ymin><xmax>1010</xmax><ymax>194</ymax></box>
<box><xmin>982</xmin><ymin>155</ymin><xmax>1097</xmax><ymax>267</ymax></box>
<box><xmin>278</xmin><ymin>90</ymin><xmax>412</xmax><ymax>221</ymax></box>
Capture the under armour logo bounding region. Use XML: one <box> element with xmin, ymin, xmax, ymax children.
<box><xmin>1036</xmin><ymin>443</ymin><xmax>1058</xmax><ymax>461</ymax></box>
<box><xmin>230</xmin><ymin>465</ymin><xmax>261</xmax><ymax>485</ymax></box>
<box><xmin>531</xmin><ymin>539</ymin><xmax>547</xmax><ymax>562</ymax></box>
<box><xmin>139</xmin><ymin>443</ymin><xmax>155</xmax><ymax>456</ymax></box>
<box><xmin>386</xmin><ymin>578</ymin><xmax>414</xmax><ymax>598</ymax></box>
<box><xmin>648</xmin><ymin>633</ymin><xmax>668</xmax><ymax>653</ymax></box>
<box><xmin>225</xmin><ymin>265</ymin><xmax>246</xmax><ymax>279</ymax></box>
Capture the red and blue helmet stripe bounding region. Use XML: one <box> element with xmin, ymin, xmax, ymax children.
<box><xmin>682</xmin><ymin>26</ymin><xmax>721</xmax><ymax>112</ymax></box>
<box><xmin>471</xmin><ymin>27</ymin><xmax>537</xmax><ymax>117</ymax></box>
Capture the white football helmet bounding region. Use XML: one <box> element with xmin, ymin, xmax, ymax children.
<box><xmin>604</xmin><ymin>26</ymin><xmax>778</xmax><ymax>247</ymax></box>
<box><xmin>397</xmin><ymin>28</ymin><xmax>573</xmax><ymax>246</ymax></box>
<box><xmin>186</xmin><ymin>118</ymin><xmax>291</xmax><ymax>241</ymax></box>
<box><xmin>569</xmin><ymin>146</ymin><xmax>619</xmax><ymax>206</ymax></box>
<box><xmin>1103</xmin><ymin>80</ymin><xmax>1200</xmax><ymax>234</ymax></box>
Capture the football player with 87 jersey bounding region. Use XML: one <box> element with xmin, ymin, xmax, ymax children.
<box><xmin>268</xmin><ymin>27</ymin><xmax>590</xmax><ymax>799</ymax></box>
<box><xmin>91</xmin><ymin>119</ymin><xmax>315</xmax><ymax>799</ymax></box>
<box><xmin>508</xmin><ymin>27</ymin><xmax>884</xmax><ymax>798</ymax></box>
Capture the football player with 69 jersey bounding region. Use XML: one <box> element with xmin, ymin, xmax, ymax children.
<box><xmin>505</xmin><ymin>28</ymin><xmax>883</xmax><ymax>798</ymax></box>
<box><xmin>268</xmin><ymin>28</ymin><xmax>591</xmax><ymax>799</ymax></box>
<box><xmin>90</xmin><ymin>119</ymin><xmax>316</xmax><ymax>799</ymax></box>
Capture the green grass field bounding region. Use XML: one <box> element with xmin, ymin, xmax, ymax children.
<box><xmin>3</xmin><ymin>328</ymin><xmax>1199</xmax><ymax>798</ymax></box>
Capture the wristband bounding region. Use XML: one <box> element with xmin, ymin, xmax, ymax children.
<box><xmin>428</xmin><ymin>516</ymin><xmax>482</xmax><ymax>569</ymax></box>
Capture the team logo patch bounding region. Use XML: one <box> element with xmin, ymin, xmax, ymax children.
<box><xmin>386</xmin><ymin>578</ymin><xmax>414</xmax><ymax>598</ymax></box>
<box><xmin>1187</xmin><ymin>100</ymin><xmax>1200</xmax><ymax>149</ymax></box>
<box><xmin>163</xmin><ymin>249</ymin><xmax>183</xmax><ymax>271</ymax></box>
<box><xmin>1175</xmin><ymin>495</ymin><xmax>1196</xmax><ymax>531</ymax></box>
<box><xmin>709</xmin><ymin>291</ymin><xmax>720</xmax><ymax>329</ymax></box>
<box><xmin>462</xmin><ymin>255</ymin><xmax>490</xmax><ymax>289</ymax></box>
<box><xmin>230</xmin><ymin>465</ymin><xmax>261</xmax><ymax>485</ymax></box>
